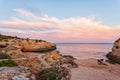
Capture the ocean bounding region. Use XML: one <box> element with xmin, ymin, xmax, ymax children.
<box><xmin>56</xmin><ymin>43</ymin><xmax>113</xmax><ymax>60</ymax></box>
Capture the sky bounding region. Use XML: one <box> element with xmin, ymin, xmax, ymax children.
<box><xmin>0</xmin><ymin>0</ymin><xmax>120</xmax><ymax>43</ymax></box>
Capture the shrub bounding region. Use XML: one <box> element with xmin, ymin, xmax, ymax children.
<box><xmin>38</xmin><ymin>68</ymin><xmax>57</xmax><ymax>80</ymax></box>
<box><xmin>0</xmin><ymin>52</ymin><xmax>11</xmax><ymax>59</ymax></box>
<box><xmin>0</xmin><ymin>60</ymin><xmax>18</xmax><ymax>67</ymax></box>
<box><xmin>38</xmin><ymin>66</ymin><xmax>71</xmax><ymax>80</ymax></box>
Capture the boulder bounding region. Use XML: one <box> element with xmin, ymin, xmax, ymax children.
<box><xmin>0</xmin><ymin>66</ymin><xmax>35</xmax><ymax>80</ymax></box>
<box><xmin>106</xmin><ymin>38</ymin><xmax>120</xmax><ymax>64</ymax></box>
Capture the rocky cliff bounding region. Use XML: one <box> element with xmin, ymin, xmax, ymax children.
<box><xmin>0</xmin><ymin>34</ymin><xmax>76</xmax><ymax>80</ymax></box>
<box><xmin>106</xmin><ymin>38</ymin><xmax>120</xmax><ymax>64</ymax></box>
<box><xmin>0</xmin><ymin>34</ymin><xmax>56</xmax><ymax>58</ymax></box>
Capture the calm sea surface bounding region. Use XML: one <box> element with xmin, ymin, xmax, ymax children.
<box><xmin>56</xmin><ymin>43</ymin><xmax>113</xmax><ymax>60</ymax></box>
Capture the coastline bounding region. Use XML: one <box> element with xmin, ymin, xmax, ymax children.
<box><xmin>71</xmin><ymin>59</ymin><xmax>120</xmax><ymax>80</ymax></box>
<box><xmin>0</xmin><ymin>34</ymin><xmax>120</xmax><ymax>80</ymax></box>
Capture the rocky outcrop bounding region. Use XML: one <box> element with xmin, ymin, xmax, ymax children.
<box><xmin>0</xmin><ymin>66</ymin><xmax>35</xmax><ymax>80</ymax></box>
<box><xmin>0</xmin><ymin>38</ymin><xmax>56</xmax><ymax>58</ymax></box>
<box><xmin>106</xmin><ymin>38</ymin><xmax>120</xmax><ymax>64</ymax></box>
<box><xmin>42</xmin><ymin>51</ymin><xmax>78</xmax><ymax>68</ymax></box>
<box><xmin>15</xmin><ymin>58</ymin><xmax>47</xmax><ymax>75</ymax></box>
<box><xmin>0</xmin><ymin>34</ymin><xmax>77</xmax><ymax>80</ymax></box>
<box><xmin>42</xmin><ymin>51</ymin><xmax>63</xmax><ymax>64</ymax></box>
<box><xmin>21</xmin><ymin>39</ymin><xmax>56</xmax><ymax>52</ymax></box>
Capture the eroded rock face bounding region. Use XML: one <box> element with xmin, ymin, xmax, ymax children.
<box><xmin>42</xmin><ymin>51</ymin><xmax>63</xmax><ymax>64</ymax></box>
<box><xmin>21</xmin><ymin>39</ymin><xmax>56</xmax><ymax>52</ymax></box>
<box><xmin>0</xmin><ymin>38</ymin><xmax>56</xmax><ymax>58</ymax></box>
<box><xmin>0</xmin><ymin>66</ymin><xmax>35</xmax><ymax>80</ymax></box>
<box><xmin>106</xmin><ymin>38</ymin><xmax>120</xmax><ymax>64</ymax></box>
<box><xmin>42</xmin><ymin>51</ymin><xmax>78</xmax><ymax>68</ymax></box>
<box><xmin>15</xmin><ymin>58</ymin><xmax>47</xmax><ymax>74</ymax></box>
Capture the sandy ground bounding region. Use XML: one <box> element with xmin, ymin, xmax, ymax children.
<box><xmin>71</xmin><ymin>59</ymin><xmax>120</xmax><ymax>80</ymax></box>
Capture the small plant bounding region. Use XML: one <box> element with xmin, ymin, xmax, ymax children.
<box><xmin>0</xmin><ymin>60</ymin><xmax>18</xmax><ymax>67</ymax></box>
<box><xmin>38</xmin><ymin>68</ymin><xmax>57</xmax><ymax>80</ymax></box>
<box><xmin>0</xmin><ymin>52</ymin><xmax>11</xmax><ymax>59</ymax></box>
<box><xmin>0</xmin><ymin>34</ymin><xmax>19</xmax><ymax>41</ymax></box>
<box><xmin>38</xmin><ymin>66</ymin><xmax>71</xmax><ymax>80</ymax></box>
<box><xmin>26</xmin><ymin>38</ymin><xmax>29</xmax><ymax>41</ymax></box>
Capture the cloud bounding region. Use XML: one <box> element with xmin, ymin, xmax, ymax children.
<box><xmin>0</xmin><ymin>9</ymin><xmax>120</xmax><ymax>42</ymax></box>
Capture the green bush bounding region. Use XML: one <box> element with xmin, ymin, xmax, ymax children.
<box><xmin>0</xmin><ymin>34</ymin><xmax>19</xmax><ymax>41</ymax></box>
<box><xmin>39</xmin><ymin>69</ymin><xmax>57</xmax><ymax>80</ymax></box>
<box><xmin>38</xmin><ymin>68</ymin><xmax>57</xmax><ymax>80</ymax></box>
<box><xmin>0</xmin><ymin>60</ymin><xmax>18</xmax><ymax>67</ymax></box>
<box><xmin>38</xmin><ymin>67</ymin><xmax>70</xmax><ymax>80</ymax></box>
<box><xmin>0</xmin><ymin>52</ymin><xmax>11</xmax><ymax>59</ymax></box>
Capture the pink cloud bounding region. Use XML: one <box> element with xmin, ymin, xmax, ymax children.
<box><xmin>0</xmin><ymin>9</ymin><xmax>120</xmax><ymax>43</ymax></box>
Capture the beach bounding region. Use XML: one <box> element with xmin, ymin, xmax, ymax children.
<box><xmin>71</xmin><ymin>59</ymin><xmax>120</xmax><ymax>80</ymax></box>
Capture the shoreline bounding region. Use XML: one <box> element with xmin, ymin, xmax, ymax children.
<box><xmin>71</xmin><ymin>59</ymin><xmax>120</xmax><ymax>80</ymax></box>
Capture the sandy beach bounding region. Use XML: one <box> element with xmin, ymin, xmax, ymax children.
<box><xmin>71</xmin><ymin>59</ymin><xmax>120</xmax><ymax>80</ymax></box>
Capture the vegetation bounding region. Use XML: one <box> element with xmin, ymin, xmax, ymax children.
<box><xmin>38</xmin><ymin>68</ymin><xmax>57</xmax><ymax>80</ymax></box>
<box><xmin>0</xmin><ymin>33</ymin><xmax>45</xmax><ymax>42</ymax></box>
<box><xmin>38</xmin><ymin>66</ymin><xmax>70</xmax><ymax>80</ymax></box>
<box><xmin>0</xmin><ymin>52</ymin><xmax>11</xmax><ymax>59</ymax></box>
<box><xmin>0</xmin><ymin>34</ymin><xmax>19</xmax><ymax>41</ymax></box>
<box><xmin>0</xmin><ymin>60</ymin><xmax>18</xmax><ymax>67</ymax></box>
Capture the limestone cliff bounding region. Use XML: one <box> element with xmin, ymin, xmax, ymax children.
<box><xmin>106</xmin><ymin>38</ymin><xmax>120</xmax><ymax>64</ymax></box>
<box><xmin>0</xmin><ymin>34</ymin><xmax>56</xmax><ymax>58</ymax></box>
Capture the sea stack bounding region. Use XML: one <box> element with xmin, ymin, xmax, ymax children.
<box><xmin>106</xmin><ymin>38</ymin><xmax>120</xmax><ymax>64</ymax></box>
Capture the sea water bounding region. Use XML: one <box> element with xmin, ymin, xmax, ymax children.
<box><xmin>56</xmin><ymin>43</ymin><xmax>113</xmax><ymax>60</ymax></box>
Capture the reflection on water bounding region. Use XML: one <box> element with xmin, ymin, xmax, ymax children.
<box><xmin>56</xmin><ymin>43</ymin><xmax>113</xmax><ymax>59</ymax></box>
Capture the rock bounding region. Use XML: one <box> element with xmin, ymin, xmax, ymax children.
<box><xmin>15</xmin><ymin>58</ymin><xmax>47</xmax><ymax>74</ymax></box>
<box><xmin>106</xmin><ymin>38</ymin><xmax>120</xmax><ymax>64</ymax></box>
<box><xmin>61</xmin><ymin>55</ymin><xmax>78</xmax><ymax>68</ymax></box>
<box><xmin>0</xmin><ymin>43</ymin><xmax>8</xmax><ymax>48</ymax></box>
<box><xmin>12</xmin><ymin>75</ymin><xmax>30</xmax><ymax>80</ymax></box>
<box><xmin>42</xmin><ymin>51</ymin><xmax>78</xmax><ymax>68</ymax></box>
<box><xmin>21</xmin><ymin>39</ymin><xmax>56</xmax><ymax>52</ymax></box>
<box><xmin>0</xmin><ymin>66</ymin><xmax>35</xmax><ymax>80</ymax></box>
<box><xmin>42</xmin><ymin>51</ymin><xmax>63</xmax><ymax>64</ymax></box>
<box><xmin>0</xmin><ymin>38</ymin><xmax>56</xmax><ymax>58</ymax></box>
<box><xmin>2</xmin><ymin>45</ymin><xmax>24</xmax><ymax>59</ymax></box>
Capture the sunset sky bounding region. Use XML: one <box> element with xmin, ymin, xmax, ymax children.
<box><xmin>0</xmin><ymin>0</ymin><xmax>120</xmax><ymax>43</ymax></box>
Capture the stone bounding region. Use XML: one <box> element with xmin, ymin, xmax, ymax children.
<box><xmin>0</xmin><ymin>66</ymin><xmax>35</xmax><ymax>80</ymax></box>
<box><xmin>42</xmin><ymin>51</ymin><xmax>78</xmax><ymax>68</ymax></box>
<box><xmin>12</xmin><ymin>75</ymin><xmax>30</xmax><ymax>80</ymax></box>
<box><xmin>106</xmin><ymin>38</ymin><xmax>120</xmax><ymax>64</ymax></box>
<box><xmin>21</xmin><ymin>39</ymin><xmax>56</xmax><ymax>52</ymax></box>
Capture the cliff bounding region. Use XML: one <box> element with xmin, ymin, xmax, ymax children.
<box><xmin>106</xmin><ymin>38</ymin><xmax>120</xmax><ymax>64</ymax></box>
<box><xmin>0</xmin><ymin>34</ymin><xmax>56</xmax><ymax>58</ymax></box>
<box><xmin>0</xmin><ymin>34</ymin><xmax>74</xmax><ymax>80</ymax></box>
